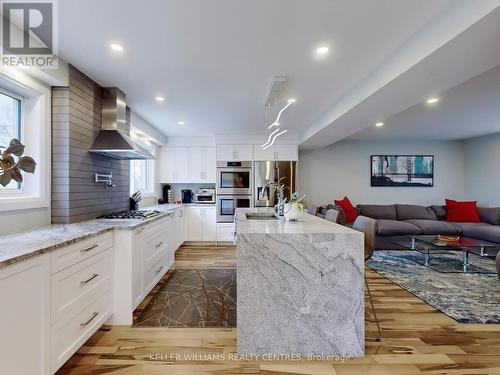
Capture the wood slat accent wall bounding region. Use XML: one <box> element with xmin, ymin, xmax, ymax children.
<box><xmin>51</xmin><ymin>66</ymin><xmax>130</xmax><ymax>224</ymax></box>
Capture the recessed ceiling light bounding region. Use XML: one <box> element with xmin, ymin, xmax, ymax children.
<box><xmin>426</xmin><ymin>97</ymin><xmax>439</xmax><ymax>104</ymax></box>
<box><xmin>110</xmin><ymin>43</ymin><xmax>123</xmax><ymax>52</ymax></box>
<box><xmin>316</xmin><ymin>46</ymin><xmax>329</xmax><ymax>55</ymax></box>
<box><xmin>177</xmin><ymin>121</ymin><xmax>185</xmax><ymax>125</ymax></box>
<box><xmin>375</xmin><ymin>122</ymin><xmax>384</xmax><ymax>127</ymax></box>
<box><xmin>155</xmin><ymin>96</ymin><xmax>165</xmax><ymax>102</ymax></box>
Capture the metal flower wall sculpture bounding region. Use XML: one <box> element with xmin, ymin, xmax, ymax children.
<box><xmin>0</xmin><ymin>139</ymin><xmax>36</xmax><ymax>186</ymax></box>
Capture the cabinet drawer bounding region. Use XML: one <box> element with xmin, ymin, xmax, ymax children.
<box><xmin>51</xmin><ymin>288</ymin><xmax>111</xmax><ymax>373</ymax></box>
<box><xmin>51</xmin><ymin>232</ymin><xmax>113</xmax><ymax>274</ymax></box>
<box><xmin>143</xmin><ymin>252</ymin><xmax>172</xmax><ymax>295</ymax></box>
<box><xmin>51</xmin><ymin>248</ymin><xmax>112</xmax><ymax>322</ymax></box>
<box><xmin>143</xmin><ymin>232</ymin><xmax>168</xmax><ymax>264</ymax></box>
<box><xmin>134</xmin><ymin>216</ymin><xmax>170</xmax><ymax>239</ymax></box>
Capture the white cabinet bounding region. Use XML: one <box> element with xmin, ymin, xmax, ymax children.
<box><xmin>50</xmin><ymin>233</ymin><xmax>113</xmax><ymax>373</ymax></box>
<box><xmin>159</xmin><ymin>147</ymin><xmax>189</xmax><ymax>182</ymax></box>
<box><xmin>203</xmin><ymin>206</ymin><xmax>217</xmax><ymax>241</ymax></box>
<box><xmin>160</xmin><ymin>146</ymin><xmax>215</xmax><ymax>183</ymax></box>
<box><xmin>187</xmin><ymin>206</ymin><xmax>216</xmax><ymax>241</ymax></box>
<box><xmin>0</xmin><ymin>254</ymin><xmax>51</xmax><ymax>375</ymax></box>
<box><xmin>173</xmin><ymin>207</ymin><xmax>187</xmax><ymax>249</ymax></box>
<box><xmin>275</xmin><ymin>145</ymin><xmax>298</xmax><ymax>160</ymax></box>
<box><xmin>253</xmin><ymin>144</ymin><xmax>298</xmax><ymax>161</ymax></box>
<box><xmin>216</xmin><ymin>144</ymin><xmax>253</xmax><ymax>161</ymax></box>
<box><xmin>189</xmin><ymin>147</ymin><xmax>216</xmax><ymax>183</ymax></box>
<box><xmin>253</xmin><ymin>145</ymin><xmax>275</xmax><ymax>161</ymax></box>
<box><xmin>112</xmin><ymin>209</ymin><xmax>183</xmax><ymax>325</ymax></box>
<box><xmin>217</xmin><ymin>223</ymin><xmax>235</xmax><ymax>243</ymax></box>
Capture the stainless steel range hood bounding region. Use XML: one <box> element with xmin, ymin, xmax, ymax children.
<box><xmin>89</xmin><ymin>88</ymin><xmax>154</xmax><ymax>160</ymax></box>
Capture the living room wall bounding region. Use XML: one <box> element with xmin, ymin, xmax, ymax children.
<box><xmin>298</xmin><ymin>140</ymin><xmax>465</xmax><ymax>207</ymax></box>
<box><xmin>464</xmin><ymin>132</ymin><xmax>500</xmax><ymax>207</ymax></box>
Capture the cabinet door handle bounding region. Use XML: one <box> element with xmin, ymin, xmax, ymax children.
<box><xmin>156</xmin><ymin>241</ymin><xmax>164</xmax><ymax>248</ymax></box>
<box><xmin>80</xmin><ymin>273</ymin><xmax>99</xmax><ymax>286</ymax></box>
<box><xmin>80</xmin><ymin>244</ymin><xmax>98</xmax><ymax>253</ymax></box>
<box><xmin>80</xmin><ymin>312</ymin><xmax>99</xmax><ymax>327</ymax></box>
<box><xmin>155</xmin><ymin>265</ymin><xmax>164</xmax><ymax>274</ymax></box>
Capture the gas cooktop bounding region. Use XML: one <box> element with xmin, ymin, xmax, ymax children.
<box><xmin>98</xmin><ymin>210</ymin><xmax>161</xmax><ymax>220</ymax></box>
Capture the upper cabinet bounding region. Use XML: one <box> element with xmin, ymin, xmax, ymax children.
<box><xmin>253</xmin><ymin>144</ymin><xmax>298</xmax><ymax>161</ymax></box>
<box><xmin>189</xmin><ymin>147</ymin><xmax>216</xmax><ymax>183</ymax></box>
<box><xmin>159</xmin><ymin>147</ymin><xmax>189</xmax><ymax>183</ymax></box>
<box><xmin>216</xmin><ymin>144</ymin><xmax>253</xmax><ymax>161</ymax></box>
<box><xmin>159</xmin><ymin>146</ymin><xmax>215</xmax><ymax>183</ymax></box>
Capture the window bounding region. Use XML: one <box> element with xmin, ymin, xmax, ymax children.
<box><xmin>0</xmin><ymin>89</ymin><xmax>22</xmax><ymax>191</ymax></box>
<box><xmin>0</xmin><ymin>69</ymin><xmax>51</xmax><ymax>212</ymax></box>
<box><xmin>130</xmin><ymin>159</ymin><xmax>149</xmax><ymax>194</ymax></box>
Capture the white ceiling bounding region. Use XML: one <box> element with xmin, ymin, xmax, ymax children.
<box><xmin>348</xmin><ymin>64</ymin><xmax>500</xmax><ymax>141</ymax></box>
<box><xmin>58</xmin><ymin>0</ymin><xmax>459</xmax><ymax>141</ymax></box>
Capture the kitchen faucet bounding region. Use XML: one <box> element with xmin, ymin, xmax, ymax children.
<box><xmin>260</xmin><ymin>177</ymin><xmax>289</xmax><ymax>216</ymax></box>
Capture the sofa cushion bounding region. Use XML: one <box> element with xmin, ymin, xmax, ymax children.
<box><xmin>431</xmin><ymin>205</ymin><xmax>447</xmax><ymax>221</ymax></box>
<box><xmin>396</xmin><ymin>204</ymin><xmax>438</xmax><ymax>221</ymax></box>
<box><xmin>462</xmin><ymin>225</ymin><xmax>500</xmax><ymax>244</ymax></box>
<box><xmin>404</xmin><ymin>219</ymin><xmax>462</xmax><ymax>235</ymax></box>
<box><xmin>358</xmin><ymin>205</ymin><xmax>397</xmax><ymax>220</ymax></box>
<box><xmin>477</xmin><ymin>207</ymin><xmax>500</xmax><ymax>225</ymax></box>
<box><xmin>451</xmin><ymin>222</ymin><xmax>500</xmax><ymax>243</ymax></box>
<box><xmin>376</xmin><ymin>219</ymin><xmax>422</xmax><ymax>236</ymax></box>
<box><xmin>445</xmin><ymin>199</ymin><xmax>480</xmax><ymax>222</ymax></box>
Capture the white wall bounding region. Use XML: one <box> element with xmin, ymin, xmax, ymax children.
<box><xmin>299</xmin><ymin>140</ymin><xmax>465</xmax><ymax>206</ymax></box>
<box><xmin>464</xmin><ymin>132</ymin><xmax>500</xmax><ymax>207</ymax></box>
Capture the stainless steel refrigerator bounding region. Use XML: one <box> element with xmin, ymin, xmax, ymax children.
<box><xmin>254</xmin><ymin>161</ymin><xmax>297</xmax><ymax>207</ymax></box>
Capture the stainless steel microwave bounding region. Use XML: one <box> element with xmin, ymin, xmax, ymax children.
<box><xmin>216</xmin><ymin>161</ymin><xmax>252</xmax><ymax>195</ymax></box>
<box><xmin>194</xmin><ymin>188</ymin><xmax>215</xmax><ymax>204</ymax></box>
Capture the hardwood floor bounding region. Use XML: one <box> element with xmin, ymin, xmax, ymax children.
<box><xmin>57</xmin><ymin>245</ymin><xmax>500</xmax><ymax>375</ymax></box>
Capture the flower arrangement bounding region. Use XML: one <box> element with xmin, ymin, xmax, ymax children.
<box><xmin>290</xmin><ymin>192</ymin><xmax>306</xmax><ymax>210</ymax></box>
<box><xmin>0</xmin><ymin>139</ymin><xmax>36</xmax><ymax>187</ymax></box>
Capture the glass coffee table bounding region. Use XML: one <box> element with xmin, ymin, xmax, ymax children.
<box><xmin>394</xmin><ymin>235</ymin><xmax>499</xmax><ymax>273</ymax></box>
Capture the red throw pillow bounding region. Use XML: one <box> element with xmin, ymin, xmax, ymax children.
<box><xmin>445</xmin><ymin>199</ymin><xmax>480</xmax><ymax>222</ymax></box>
<box><xmin>334</xmin><ymin>196</ymin><xmax>358</xmax><ymax>223</ymax></box>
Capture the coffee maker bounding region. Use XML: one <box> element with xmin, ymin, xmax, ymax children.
<box><xmin>181</xmin><ymin>189</ymin><xmax>193</xmax><ymax>204</ymax></box>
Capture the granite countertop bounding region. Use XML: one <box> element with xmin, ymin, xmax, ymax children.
<box><xmin>0</xmin><ymin>204</ymin><xmax>185</xmax><ymax>269</ymax></box>
<box><xmin>235</xmin><ymin>207</ymin><xmax>358</xmax><ymax>234</ymax></box>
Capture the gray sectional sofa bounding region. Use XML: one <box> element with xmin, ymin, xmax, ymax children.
<box><xmin>316</xmin><ymin>203</ymin><xmax>500</xmax><ymax>279</ymax></box>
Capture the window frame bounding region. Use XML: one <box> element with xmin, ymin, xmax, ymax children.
<box><xmin>0</xmin><ymin>86</ymin><xmax>24</xmax><ymax>194</ymax></box>
<box><xmin>0</xmin><ymin>68</ymin><xmax>51</xmax><ymax>212</ymax></box>
<box><xmin>130</xmin><ymin>157</ymin><xmax>156</xmax><ymax>197</ymax></box>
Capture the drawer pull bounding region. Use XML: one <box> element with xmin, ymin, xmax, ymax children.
<box><xmin>156</xmin><ymin>241</ymin><xmax>164</xmax><ymax>248</ymax></box>
<box><xmin>155</xmin><ymin>266</ymin><xmax>164</xmax><ymax>274</ymax></box>
<box><xmin>80</xmin><ymin>244</ymin><xmax>98</xmax><ymax>253</ymax></box>
<box><xmin>136</xmin><ymin>227</ymin><xmax>145</xmax><ymax>235</ymax></box>
<box><xmin>80</xmin><ymin>273</ymin><xmax>99</xmax><ymax>286</ymax></box>
<box><xmin>80</xmin><ymin>312</ymin><xmax>99</xmax><ymax>327</ymax></box>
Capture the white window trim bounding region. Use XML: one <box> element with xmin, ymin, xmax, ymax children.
<box><xmin>130</xmin><ymin>158</ymin><xmax>156</xmax><ymax>198</ymax></box>
<box><xmin>0</xmin><ymin>68</ymin><xmax>51</xmax><ymax>212</ymax></box>
<box><xmin>0</xmin><ymin>86</ymin><xmax>23</xmax><ymax>194</ymax></box>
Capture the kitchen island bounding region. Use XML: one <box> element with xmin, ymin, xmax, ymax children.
<box><xmin>235</xmin><ymin>208</ymin><xmax>365</xmax><ymax>357</ymax></box>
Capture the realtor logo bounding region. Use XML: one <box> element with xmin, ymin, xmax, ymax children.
<box><xmin>1</xmin><ymin>0</ymin><xmax>58</xmax><ymax>68</ymax></box>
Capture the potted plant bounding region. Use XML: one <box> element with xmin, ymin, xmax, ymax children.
<box><xmin>0</xmin><ymin>139</ymin><xmax>36</xmax><ymax>187</ymax></box>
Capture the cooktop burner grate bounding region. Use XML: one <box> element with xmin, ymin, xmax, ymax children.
<box><xmin>98</xmin><ymin>210</ymin><xmax>161</xmax><ymax>220</ymax></box>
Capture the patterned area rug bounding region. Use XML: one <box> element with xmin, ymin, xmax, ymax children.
<box><xmin>134</xmin><ymin>269</ymin><xmax>236</xmax><ymax>327</ymax></box>
<box><xmin>368</xmin><ymin>250</ymin><xmax>500</xmax><ymax>323</ymax></box>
